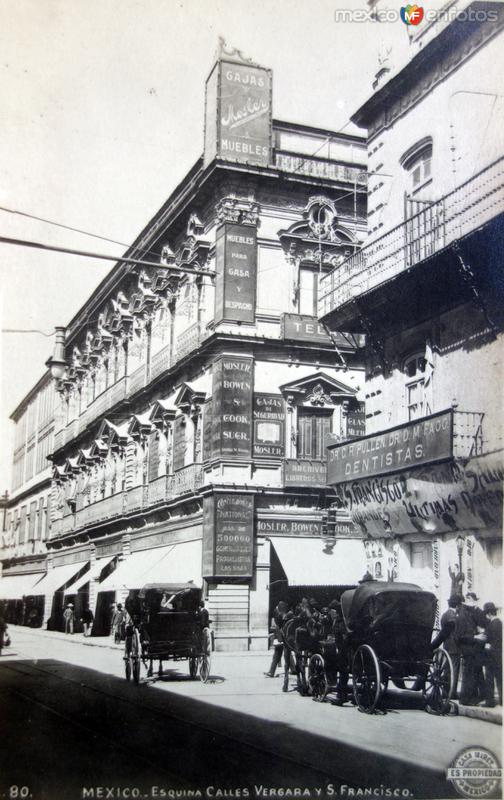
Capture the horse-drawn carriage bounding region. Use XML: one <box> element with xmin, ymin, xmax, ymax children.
<box><xmin>296</xmin><ymin>581</ymin><xmax>454</xmax><ymax>714</ymax></box>
<box><xmin>123</xmin><ymin>583</ymin><xmax>212</xmax><ymax>684</ymax></box>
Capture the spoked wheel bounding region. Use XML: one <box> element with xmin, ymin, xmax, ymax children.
<box><xmin>124</xmin><ymin>655</ymin><xmax>132</xmax><ymax>681</ymax></box>
<box><xmin>423</xmin><ymin>649</ymin><xmax>454</xmax><ymax>715</ymax></box>
<box><xmin>130</xmin><ymin>628</ymin><xmax>142</xmax><ymax>685</ymax></box>
<box><xmin>199</xmin><ymin>628</ymin><xmax>212</xmax><ymax>684</ymax></box>
<box><xmin>189</xmin><ymin>655</ymin><xmax>198</xmax><ymax>679</ymax></box>
<box><xmin>132</xmin><ymin>656</ymin><xmax>141</xmax><ymax>684</ymax></box>
<box><xmin>308</xmin><ymin>654</ymin><xmax>328</xmax><ymax>702</ymax></box>
<box><xmin>352</xmin><ymin>644</ymin><xmax>382</xmax><ymax>713</ymax></box>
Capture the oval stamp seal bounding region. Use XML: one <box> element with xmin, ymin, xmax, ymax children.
<box><xmin>447</xmin><ymin>747</ymin><xmax>502</xmax><ymax>798</ymax></box>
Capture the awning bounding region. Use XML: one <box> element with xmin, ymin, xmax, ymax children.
<box><xmin>0</xmin><ymin>572</ymin><xmax>47</xmax><ymax>600</ymax></box>
<box><xmin>31</xmin><ymin>561</ymin><xmax>89</xmax><ymax>595</ymax></box>
<box><xmin>98</xmin><ymin>540</ymin><xmax>202</xmax><ymax>592</ymax></box>
<box><xmin>64</xmin><ymin>557</ymin><xmax>116</xmax><ymax>595</ymax></box>
<box><xmin>271</xmin><ymin>537</ymin><xmax>366</xmax><ymax>586</ymax></box>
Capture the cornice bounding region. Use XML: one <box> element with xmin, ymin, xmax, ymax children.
<box><xmin>352</xmin><ymin>9</ymin><xmax>504</xmax><ymax>139</ymax></box>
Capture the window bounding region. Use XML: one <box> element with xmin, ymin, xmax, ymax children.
<box><xmin>404</xmin><ymin>353</ymin><xmax>427</xmax><ymax>421</ymax></box>
<box><xmin>401</xmin><ymin>138</ymin><xmax>432</xmax><ymax>195</ymax></box>
<box><xmin>298</xmin><ymin>267</ymin><xmax>319</xmax><ymax>317</ymax></box>
<box><xmin>297</xmin><ymin>408</ymin><xmax>332</xmax><ymax>460</ymax></box>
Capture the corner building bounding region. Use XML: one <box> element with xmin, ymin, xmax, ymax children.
<box><xmin>32</xmin><ymin>48</ymin><xmax>369</xmax><ymax>647</ymax></box>
<box><xmin>319</xmin><ymin>3</ymin><xmax>504</xmax><ymax>615</ymax></box>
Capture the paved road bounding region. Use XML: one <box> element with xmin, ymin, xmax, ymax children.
<box><xmin>0</xmin><ymin>628</ymin><xmax>500</xmax><ymax>800</ymax></box>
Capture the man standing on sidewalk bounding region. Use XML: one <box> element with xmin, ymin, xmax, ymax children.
<box><xmin>81</xmin><ymin>606</ymin><xmax>94</xmax><ymax>637</ymax></box>
<box><xmin>63</xmin><ymin>604</ymin><xmax>74</xmax><ymax>635</ymax></box>
<box><xmin>483</xmin><ymin>602</ymin><xmax>502</xmax><ymax>707</ymax></box>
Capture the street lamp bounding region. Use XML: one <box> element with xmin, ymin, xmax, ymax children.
<box><xmin>46</xmin><ymin>326</ymin><xmax>67</xmax><ymax>380</ymax></box>
<box><xmin>456</xmin><ymin>535</ymin><xmax>464</xmax><ymax>576</ymax></box>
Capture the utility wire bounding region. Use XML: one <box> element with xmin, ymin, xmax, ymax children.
<box><xmin>0</xmin><ymin>204</ymin><xmax>162</xmax><ymax>263</ymax></box>
<box><xmin>2</xmin><ymin>328</ymin><xmax>55</xmax><ymax>336</ymax></box>
<box><xmin>0</xmin><ymin>235</ymin><xmax>214</xmax><ymax>277</ymax></box>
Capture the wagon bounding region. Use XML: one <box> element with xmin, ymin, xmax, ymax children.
<box><xmin>308</xmin><ymin>581</ymin><xmax>454</xmax><ymax>714</ymax></box>
<box><xmin>123</xmin><ymin>583</ymin><xmax>212</xmax><ymax>685</ymax></box>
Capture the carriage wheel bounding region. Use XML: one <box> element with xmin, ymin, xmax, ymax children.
<box><xmin>189</xmin><ymin>655</ymin><xmax>198</xmax><ymax>679</ymax></box>
<box><xmin>124</xmin><ymin>655</ymin><xmax>132</xmax><ymax>682</ymax></box>
<box><xmin>132</xmin><ymin>656</ymin><xmax>141</xmax><ymax>684</ymax></box>
<box><xmin>423</xmin><ymin>649</ymin><xmax>454</xmax><ymax>715</ymax></box>
<box><xmin>199</xmin><ymin>628</ymin><xmax>212</xmax><ymax>684</ymax></box>
<box><xmin>352</xmin><ymin>644</ymin><xmax>382</xmax><ymax>713</ymax></box>
<box><xmin>308</xmin><ymin>654</ymin><xmax>328</xmax><ymax>702</ymax></box>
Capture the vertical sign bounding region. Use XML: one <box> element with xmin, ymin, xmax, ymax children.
<box><xmin>211</xmin><ymin>357</ymin><xmax>253</xmax><ymax>459</ymax></box>
<box><xmin>215</xmin><ymin>223</ymin><xmax>257</xmax><ymax>324</ymax></box>
<box><xmin>204</xmin><ymin>59</ymin><xmax>272</xmax><ymax>167</ymax></box>
<box><xmin>346</xmin><ymin>402</ymin><xmax>366</xmax><ymax>439</ymax></box>
<box><xmin>202</xmin><ymin>399</ymin><xmax>213</xmax><ymax>463</ymax></box>
<box><xmin>202</xmin><ymin>493</ymin><xmax>255</xmax><ymax>578</ymax></box>
<box><xmin>172</xmin><ymin>416</ymin><xmax>187</xmax><ymax>472</ymax></box>
<box><xmin>253</xmin><ymin>394</ymin><xmax>285</xmax><ymax>457</ymax></box>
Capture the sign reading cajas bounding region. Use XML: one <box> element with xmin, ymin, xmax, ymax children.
<box><xmin>211</xmin><ymin>357</ymin><xmax>253</xmax><ymax>459</ymax></box>
<box><xmin>204</xmin><ymin>60</ymin><xmax>272</xmax><ymax>167</ymax></box>
<box><xmin>253</xmin><ymin>394</ymin><xmax>285</xmax><ymax>457</ymax></box>
<box><xmin>215</xmin><ymin>224</ymin><xmax>257</xmax><ymax>324</ymax></box>
<box><xmin>202</xmin><ymin>493</ymin><xmax>255</xmax><ymax>578</ymax></box>
<box><xmin>327</xmin><ymin>410</ymin><xmax>453</xmax><ymax>484</ymax></box>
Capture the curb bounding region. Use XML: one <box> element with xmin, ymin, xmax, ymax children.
<box><xmin>455</xmin><ymin>701</ymin><xmax>502</xmax><ymax>726</ymax></box>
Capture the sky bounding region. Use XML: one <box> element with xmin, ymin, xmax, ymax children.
<box><xmin>0</xmin><ymin>0</ymin><xmax>413</xmax><ymax>491</ymax></box>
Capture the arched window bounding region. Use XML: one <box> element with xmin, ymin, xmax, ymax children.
<box><xmin>401</xmin><ymin>138</ymin><xmax>432</xmax><ymax>195</ymax></box>
<box><xmin>403</xmin><ymin>353</ymin><xmax>427</xmax><ymax>421</ymax></box>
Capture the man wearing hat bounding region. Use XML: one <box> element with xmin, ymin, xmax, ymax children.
<box><xmin>482</xmin><ymin>602</ymin><xmax>502</xmax><ymax>707</ymax></box>
<box><xmin>63</xmin><ymin>603</ymin><xmax>74</xmax><ymax>635</ymax></box>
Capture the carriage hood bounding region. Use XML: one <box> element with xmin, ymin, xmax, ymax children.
<box><xmin>340</xmin><ymin>581</ymin><xmax>436</xmax><ymax>632</ymax></box>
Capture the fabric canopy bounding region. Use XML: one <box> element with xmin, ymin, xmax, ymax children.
<box><xmin>99</xmin><ymin>540</ymin><xmax>202</xmax><ymax>592</ymax></box>
<box><xmin>64</xmin><ymin>556</ymin><xmax>116</xmax><ymax>595</ymax></box>
<box><xmin>0</xmin><ymin>571</ymin><xmax>47</xmax><ymax>599</ymax></box>
<box><xmin>271</xmin><ymin>537</ymin><xmax>366</xmax><ymax>586</ymax></box>
<box><xmin>31</xmin><ymin>562</ymin><xmax>89</xmax><ymax>595</ymax></box>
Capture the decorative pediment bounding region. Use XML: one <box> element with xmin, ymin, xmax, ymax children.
<box><xmin>52</xmin><ymin>464</ymin><xmax>66</xmax><ymax>484</ymax></box>
<box><xmin>149</xmin><ymin>398</ymin><xmax>177</xmax><ymax>429</ymax></box>
<box><xmin>174</xmin><ymin>382</ymin><xmax>207</xmax><ymax>414</ymax></box>
<box><xmin>128</xmin><ymin>412</ymin><xmax>153</xmax><ymax>440</ymax></box>
<box><xmin>279</xmin><ymin>372</ymin><xmax>356</xmax><ymax>408</ymax></box>
<box><xmin>90</xmin><ymin>438</ymin><xmax>108</xmax><ymax>460</ymax></box>
<box><xmin>216</xmin><ymin>197</ymin><xmax>260</xmax><ymax>227</ymax></box>
<box><xmin>64</xmin><ymin>456</ymin><xmax>80</xmax><ymax>475</ymax></box>
<box><xmin>97</xmin><ymin>418</ymin><xmax>130</xmax><ymax>448</ymax></box>
<box><xmin>278</xmin><ymin>196</ymin><xmax>359</xmax><ymax>269</ymax></box>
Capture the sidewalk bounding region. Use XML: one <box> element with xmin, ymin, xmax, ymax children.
<box><xmin>9</xmin><ymin>624</ymin><xmax>502</xmax><ymax>724</ymax></box>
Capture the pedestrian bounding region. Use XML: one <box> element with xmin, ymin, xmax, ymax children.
<box><xmin>63</xmin><ymin>604</ymin><xmax>74</xmax><ymax>635</ymax></box>
<box><xmin>482</xmin><ymin>602</ymin><xmax>502</xmax><ymax>707</ymax></box>
<box><xmin>431</xmin><ymin>595</ymin><xmax>462</xmax><ymax>697</ymax></box>
<box><xmin>0</xmin><ymin>615</ymin><xmax>6</xmax><ymax>654</ymax></box>
<box><xmin>264</xmin><ymin>601</ymin><xmax>288</xmax><ymax>678</ymax></box>
<box><xmin>455</xmin><ymin>597</ymin><xmax>483</xmax><ymax>705</ymax></box>
<box><xmin>197</xmin><ymin>600</ymin><xmax>210</xmax><ymax>629</ymax></box>
<box><xmin>81</xmin><ymin>606</ymin><xmax>94</xmax><ymax>637</ymax></box>
<box><xmin>464</xmin><ymin>592</ymin><xmax>487</xmax><ymax>701</ymax></box>
<box><xmin>111</xmin><ymin>602</ymin><xmax>125</xmax><ymax>643</ymax></box>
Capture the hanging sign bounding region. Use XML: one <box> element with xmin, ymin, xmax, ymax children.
<box><xmin>253</xmin><ymin>394</ymin><xmax>285</xmax><ymax>457</ymax></box>
<box><xmin>203</xmin><ymin>493</ymin><xmax>255</xmax><ymax>578</ymax></box>
<box><xmin>215</xmin><ymin>224</ymin><xmax>257</xmax><ymax>324</ymax></box>
<box><xmin>211</xmin><ymin>357</ymin><xmax>254</xmax><ymax>459</ymax></box>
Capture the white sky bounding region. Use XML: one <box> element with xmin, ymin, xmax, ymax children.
<box><xmin>0</xmin><ymin>0</ymin><xmax>412</xmax><ymax>491</ymax></box>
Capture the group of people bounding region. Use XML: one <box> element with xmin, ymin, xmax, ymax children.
<box><xmin>433</xmin><ymin>592</ymin><xmax>502</xmax><ymax>707</ymax></box>
<box><xmin>63</xmin><ymin>603</ymin><xmax>94</xmax><ymax>636</ymax></box>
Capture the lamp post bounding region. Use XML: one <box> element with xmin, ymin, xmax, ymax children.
<box><xmin>456</xmin><ymin>535</ymin><xmax>464</xmax><ymax>577</ymax></box>
<box><xmin>45</xmin><ymin>326</ymin><xmax>67</xmax><ymax>380</ymax></box>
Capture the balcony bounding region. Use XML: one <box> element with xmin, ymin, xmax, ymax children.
<box><xmin>453</xmin><ymin>411</ymin><xmax>485</xmax><ymax>459</ymax></box>
<box><xmin>150</xmin><ymin>343</ymin><xmax>171</xmax><ymax>381</ymax></box>
<box><xmin>174</xmin><ymin>322</ymin><xmax>203</xmax><ymax>363</ymax></box>
<box><xmin>172</xmin><ymin>464</ymin><xmax>204</xmax><ymax>495</ymax></box>
<box><xmin>319</xmin><ymin>157</ymin><xmax>504</xmax><ymax>330</ymax></box>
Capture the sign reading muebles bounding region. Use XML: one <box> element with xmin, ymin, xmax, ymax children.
<box><xmin>215</xmin><ymin>223</ymin><xmax>257</xmax><ymax>324</ymax></box>
<box><xmin>202</xmin><ymin>493</ymin><xmax>254</xmax><ymax>578</ymax></box>
<box><xmin>327</xmin><ymin>410</ymin><xmax>453</xmax><ymax>484</ymax></box>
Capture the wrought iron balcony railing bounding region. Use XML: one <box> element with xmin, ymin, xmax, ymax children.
<box><xmin>319</xmin><ymin>156</ymin><xmax>504</xmax><ymax>318</ymax></box>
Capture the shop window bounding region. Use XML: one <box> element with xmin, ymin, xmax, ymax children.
<box><xmin>297</xmin><ymin>408</ymin><xmax>332</xmax><ymax>460</ymax></box>
<box><xmin>404</xmin><ymin>353</ymin><xmax>427</xmax><ymax>421</ymax></box>
<box><xmin>401</xmin><ymin>138</ymin><xmax>432</xmax><ymax>195</ymax></box>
